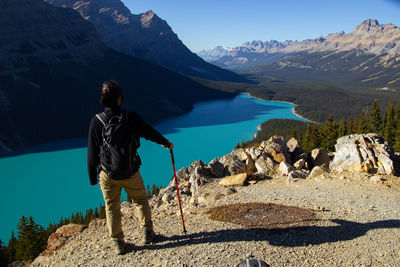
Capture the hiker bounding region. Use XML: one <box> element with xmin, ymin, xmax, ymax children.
<box><xmin>87</xmin><ymin>80</ymin><xmax>173</xmax><ymax>255</ymax></box>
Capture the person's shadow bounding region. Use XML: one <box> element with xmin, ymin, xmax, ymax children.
<box><xmin>125</xmin><ymin>219</ymin><xmax>400</xmax><ymax>253</ymax></box>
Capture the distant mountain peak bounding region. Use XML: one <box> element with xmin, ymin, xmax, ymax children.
<box><xmin>140</xmin><ymin>9</ymin><xmax>157</xmax><ymax>28</ymax></box>
<box><xmin>361</xmin><ymin>18</ymin><xmax>380</xmax><ymax>26</ymax></box>
<box><xmin>355</xmin><ymin>18</ymin><xmax>381</xmax><ymax>32</ymax></box>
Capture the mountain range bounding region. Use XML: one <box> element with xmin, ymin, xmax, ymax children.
<box><xmin>199</xmin><ymin>19</ymin><xmax>400</xmax><ymax>89</ymax></box>
<box><xmin>44</xmin><ymin>0</ymin><xmax>244</xmax><ymax>82</ymax></box>
<box><xmin>0</xmin><ymin>0</ymin><xmax>234</xmax><ymax>152</ymax></box>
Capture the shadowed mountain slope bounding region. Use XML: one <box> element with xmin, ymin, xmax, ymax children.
<box><xmin>0</xmin><ymin>0</ymin><xmax>233</xmax><ymax>152</ymax></box>
<box><xmin>44</xmin><ymin>0</ymin><xmax>247</xmax><ymax>82</ymax></box>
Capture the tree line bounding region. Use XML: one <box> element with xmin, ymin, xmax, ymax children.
<box><xmin>1</xmin><ymin>184</ymin><xmax>163</xmax><ymax>265</ymax></box>
<box><xmin>240</xmin><ymin>100</ymin><xmax>400</xmax><ymax>152</ymax></box>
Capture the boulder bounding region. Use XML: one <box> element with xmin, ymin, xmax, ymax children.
<box><xmin>263</xmin><ymin>136</ymin><xmax>290</xmax><ymax>163</ymax></box>
<box><xmin>219</xmin><ymin>173</ymin><xmax>248</xmax><ymax>187</ymax></box>
<box><xmin>208</xmin><ymin>158</ymin><xmax>225</xmax><ymax>178</ymax></box>
<box><xmin>189</xmin><ymin>167</ymin><xmax>206</xmax><ymax>196</ymax></box>
<box><xmin>273</xmin><ymin>153</ymin><xmax>287</xmax><ymax>163</ymax></box>
<box><xmin>288</xmin><ymin>170</ymin><xmax>308</xmax><ymax>179</ymax></box>
<box><xmin>308</xmin><ymin>166</ymin><xmax>328</xmax><ymax>178</ymax></box>
<box><xmin>245</xmin><ymin>157</ymin><xmax>258</xmax><ymax>176</ymax></box>
<box><xmin>311</xmin><ymin>149</ymin><xmax>331</xmax><ymax>168</ymax></box>
<box><xmin>255</xmin><ymin>156</ymin><xmax>276</xmax><ymax>175</ymax></box>
<box><xmin>269</xmin><ymin>136</ymin><xmax>287</xmax><ymax>148</ymax></box>
<box><xmin>293</xmin><ymin>158</ymin><xmax>306</xmax><ymax>169</ymax></box>
<box><xmin>220</xmin><ymin>154</ymin><xmax>246</xmax><ymax>176</ymax></box>
<box><xmin>231</xmin><ymin>148</ymin><xmax>249</xmax><ymax>161</ymax></box>
<box><xmin>287</xmin><ymin>137</ymin><xmax>304</xmax><ymax>161</ymax></box>
<box><xmin>44</xmin><ymin>224</ymin><xmax>87</xmax><ymax>254</ymax></box>
<box><xmin>331</xmin><ymin>134</ymin><xmax>398</xmax><ymax>175</ymax></box>
<box><xmin>227</xmin><ymin>159</ymin><xmax>247</xmax><ymax>176</ymax></box>
<box><xmin>247</xmin><ymin>147</ymin><xmax>263</xmax><ymax>160</ymax></box>
<box><xmin>279</xmin><ymin>162</ymin><xmax>294</xmax><ymax>176</ymax></box>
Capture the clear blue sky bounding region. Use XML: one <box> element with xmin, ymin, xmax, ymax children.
<box><xmin>122</xmin><ymin>0</ymin><xmax>400</xmax><ymax>52</ymax></box>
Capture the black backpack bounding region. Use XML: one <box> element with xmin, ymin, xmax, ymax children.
<box><xmin>96</xmin><ymin>110</ymin><xmax>141</xmax><ymax>179</ymax></box>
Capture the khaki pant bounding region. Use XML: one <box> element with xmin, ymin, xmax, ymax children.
<box><xmin>99</xmin><ymin>170</ymin><xmax>152</xmax><ymax>240</ymax></box>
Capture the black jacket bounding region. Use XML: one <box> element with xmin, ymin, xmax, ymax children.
<box><xmin>87</xmin><ymin>106</ymin><xmax>169</xmax><ymax>185</ymax></box>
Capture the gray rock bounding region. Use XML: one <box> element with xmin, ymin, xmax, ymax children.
<box><xmin>208</xmin><ymin>158</ymin><xmax>225</xmax><ymax>178</ymax></box>
<box><xmin>231</xmin><ymin>148</ymin><xmax>249</xmax><ymax>161</ymax></box>
<box><xmin>220</xmin><ymin>154</ymin><xmax>246</xmax><ymax>176</ymax></box>
<box><xmin>279</xmin><ymin>162</ymin><xmax>294</xmax><ymax>176</ymax></box>
<box><xmin>255</xmin><ymin>156</ymin><xmax>276</xmax><ymax>175</ymax></box>
<box><xmin>176</xmin><ymin>167</ymin><xmax>190</xmax><ymax>183</ymax></box>
<box><xmin>247</xmin><ymin>147</ymin><xmax>263</xmax><ymax>160</ymax></box>
<box><xmin>308</xmin><ymin>166</ymin><xmax>328</xmax><ymax>178</ymax></box>
<box><xmin>188</xmin><ymin>160</ymin><xmax>206</xmax><ymax>174</ymax></box>
<box><xmin>288</xmin><ymin>170</ymin><xmax>309</xmax><ymax>179</ymax></box>
<box><xmin>162</xmin><ymin>193</ymin><xmax>174</xmax><ymax>204</ymax></box>
<box><xmin>189</xmin><ymin>167</ymin><xmax>206</xmax><ymax>196</ymax></box>
<box><xmin>331</xmin><ymin>133</ymin><xmax>398</xmax><ymax>175</ymax></box>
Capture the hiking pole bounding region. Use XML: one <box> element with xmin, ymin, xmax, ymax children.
<box><xmin>170</xmin><ymin>149</ymin><xmax>187</xmax><ymax>235</ymax></box>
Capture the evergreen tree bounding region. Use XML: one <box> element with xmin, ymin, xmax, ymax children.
<box><xmin>15</xmin><ymin>216</ymin><xmax>45</xmax><ymax>262</ymax></box>
<box><xmin>384</xmin><ymin>101</ymin><xmax>395</xmax><ymax>145</ymax></box>
<box><xmin>353</xmin><ymin>117</ymin><xmax>359</xmax><ymax>134</ymax></box>
<box><xmin>395</xmin><ymin>100</ymin><xmax>400</xmax><ymax>123</ymax></box>
<box><xmin>0</xmin><ymin>239</ymin><xmax>8</xmax><ymax>266</ymax></box>
<box><xmin>241</xmin><ymin>139</ymin><xmax>245</xmax><ymax>148</ymax></box>
<box><xmin>146</xmin><ymin>184</ymin><xmax>151</xmax><ymax>197</ymax></box>
<box><xmin>94</xmin><ymin>208</ymin><xmax>99</xmax><ymax>219</ymax></box>
<box><xmin>394</xmin><ymin>121</ymin><xmax>400</xmax><ymax>152</ymax></box>
<box><xmin>358</xmin><ymin>109</ymin><xmax>369</xmax><ymax>134</ymax></box>
<box><xmin>338</xmin><ymin>120</ymin><xmax>348</xmax><ymax>137</ymax></box>
<box><xmin>302</xmin><ymin>124</ymin><xmax>313</xmax><ymax>152</ymax></box>
<box><xmin>369</xmin><ymin>99</ymin><xmax>382</xmax><ymax>133</ymax></box>
<box><xmin>310</xmin><ymin>123</ymin><xmax>321</xmax><ymax>149</ymax></box>
<box><xmin>321</xmin><ymin>115</ymin><xmax>338</xmax><ymax>151</ymax></box>
<box><xmin>348</xmin><ymin>119</ymin><xmax>354</xmax><ymax>134</ymax></box>
<box><xmin>99</xmin><ymin>203</ymin><xmax>106</xmax><ymax>219</ymax></box>
<box><xmin>7</xmin><ymin>231</ymin><xmax>17</xmax><ymax>263</ymax></box>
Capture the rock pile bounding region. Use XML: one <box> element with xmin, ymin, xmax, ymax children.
<box><xmin>153</xmin><ymin>134</ymin><xmax>399</xmax><ymax>208</ymax></box>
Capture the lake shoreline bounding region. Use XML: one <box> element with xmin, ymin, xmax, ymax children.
<box><xmin>243</xmin><ymin>92</ymin><xmax>314</xmax><ymax>123</ymax></box>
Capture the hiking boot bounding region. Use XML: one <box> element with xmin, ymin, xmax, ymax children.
<box><xmin>113</xmin><ymin>239</ymin><xmax>126</xmax><ymax>255</ymax></box>
<box><xmin>142</xmin><ymin>229</ymin><xmax>155</xmax><ymax>244</ymax></box>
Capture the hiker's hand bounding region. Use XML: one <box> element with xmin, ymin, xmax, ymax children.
<box><xmin>163</xmin><ymin>141</ymin><xmax>174</xmax><ymax>150</ymax></box>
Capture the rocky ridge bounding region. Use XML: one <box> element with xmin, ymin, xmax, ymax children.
<box><xmin>200</xmin><ymin>19</ymin><xmax>400</xmax><ymax>64</ymax></box>
<box><xmin>44</xmin><ymin>0</ymin><xmax>246</xmax><ymax>82</ymax></box>
<box><xmin>32</xmin><ymin>134</ymin><xmax>400</xmax><ymax>266</ymax></box>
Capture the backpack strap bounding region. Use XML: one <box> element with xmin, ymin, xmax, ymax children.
<box><xmin>96</xmin><ymin>112</ymin><xmax>108</xmax><ymax>126</ymax></box>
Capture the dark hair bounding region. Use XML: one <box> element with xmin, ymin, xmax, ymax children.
<box><xmin>100</xmin><ymin>80</ymin><xmax>122</xmax><ymax>107</ymax></box>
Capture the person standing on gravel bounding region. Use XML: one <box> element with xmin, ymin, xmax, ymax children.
<box><xmin>87</xmin><ymin>80</ymin><xmax>173</xmax><ymax>255</ymax></box>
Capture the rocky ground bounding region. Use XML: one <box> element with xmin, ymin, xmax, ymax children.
<box><xmin>33</xmin><ymin>172</ymin><xmax>400</xmax><ymax>267</ymax></box>
<box><xmin>32</xmin><ymin>134</ymin><xmax>400</xmax><ymax>266</ymax></box>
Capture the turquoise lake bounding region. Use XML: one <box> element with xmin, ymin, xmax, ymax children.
<box><xmin>0</xmin><ymin>94</ymin><xmax>305</xmax><ymax>242</ymax></box>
